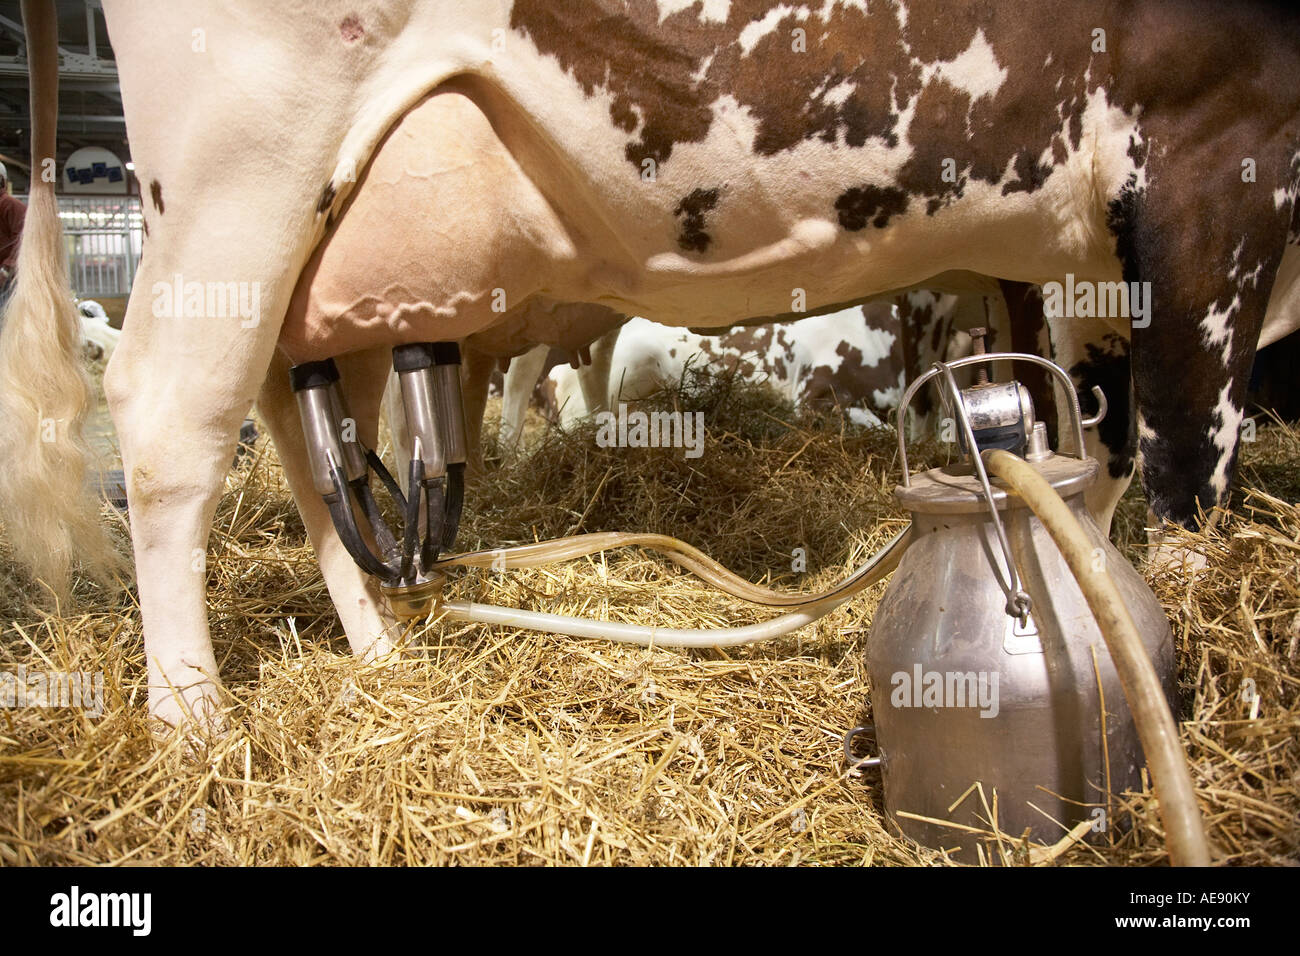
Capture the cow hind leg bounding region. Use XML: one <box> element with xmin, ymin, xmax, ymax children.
<box><xmin>499</xmin><ymin>345</ymin><xmax>549</xmax><ymax>454</ymax></box>
<box><xmin>1114</xmin><ymin>169</ymin><xmax>1290</xmax><ymax>546</ymax></box>
<box><xmin>258</xmin><ymin>348</ymin><xmax>401</xmax><ymax>664</ymax></box>
<box><xmin>577</xmin><ymin>326</ymin><xmax>621</xmax><ymax>418</ymax></box>
<box><xmin>999</xmin><ymin>280</ymin><xmax>1059</xmax><ymax>448</ymax></box>
<box><xmin>1046</xmin><ymin>315</ymin><xmax>1137</xmax><ymax>538</ymax></box>
<box><xmin>104</xmin><ymin>173</ymin><xmax>346</xmax><ymax>731</ymax></box>
<box><xmin>106</xmin><ymin>322</ymin><xmax>279</xmax><ymax>732</ymax></box>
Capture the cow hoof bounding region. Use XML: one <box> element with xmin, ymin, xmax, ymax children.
<box><xmin>1144</xmin><ymin>511</ymin><xmax>1213</xmax><ymax>576</ymax></box>
<box><xmin>360</xmin><ymin>646</ymin><xmax>403</xmax><ymax>671</ymax></box>
<box><xmin>353</xmin><ymin>623</ymin><xmax>400</xmax><ymax>665</ymax></box>
<box><xmin>148</xmin><ymin>681</ymin><xmax>229</xmax><ymax>743</ymax></box>
<box><xmin>1146</xmin><ymin>542</ymin><xmax>1210</xmax><ymax>576</ymax></box>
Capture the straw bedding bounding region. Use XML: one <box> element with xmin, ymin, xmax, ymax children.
<box><xmin>1</xmin><ymin>367</ymin><xmax>1296</xmax><ymax>865</ymax></box>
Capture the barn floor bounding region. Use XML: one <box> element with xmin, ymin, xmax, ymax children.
<box><xmin>0</xmin><ymin>366</ymin><xmax>1297</xmax><ymax>866</ymax></box>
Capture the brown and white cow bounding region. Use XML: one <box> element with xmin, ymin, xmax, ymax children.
<box><xmin>1</xmin><ymin>1</ymin><xmax>1296</xmax><ymax>728</ymax></box>
<box><xmin>544</xmin><ymin>302</ymin><xmax>981</xmax><ymax>430</ymax></box>
<box><xmin>549</xmin><ymin>309</ymin><xmax>903</xmax><ymax>426</ymax></box>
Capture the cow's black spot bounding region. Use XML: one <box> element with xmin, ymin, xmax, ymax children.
<box><xmin>141</xmin><ymin>216</ymin><xmax>149</xmax><ymax>238</ymax></box>
<box><xmin>1287</xmin><ymin>153</ymin><xmax>1300</xmax><ymax>244</ymax></box>
<box><xmin>1139</xmin><ymin>430</ymin><xmax>1218</xmax><ymax>530</ymax></box>
<box><xmin>149</xmin><ymin>179</ymin><xmax>164</xmax><ymax>214</ymax></box>
<box><xmin>929</xmin><ymin>313</ymin><xmax>946</xmax><ymax>352</ymax></box>
<box><xmin>674</xmin><ymin>187</ymin><xmax>720</xmax><ymax>253</ymax></box>
<box><xmin>317</xmin><ymin>182</ymin><xmax>337</xmax><ymax>216</ymax></box>
<box><xmin>1000</xmin><ymin>151</ymin><xmax>1054</xmax><ymax>196</ymax></box>
<box><xmin>896</xmin><ymin>295</ymin><xmax>936</xmax><ymax>416</ymax></box>
<box><xmin>1106</xmin><ymin>174</ymin><xmax>1145</xmax><ymax>283</ymax></box>
<box><xmin>925</xmin><ymin>184</ymin><xmax>967</xmax><ymax>214</ymax></box>
<box><xmin>1126</xmin><ymin>134</ymin><xmax>1148</xmax><ymax>168</ymax></box>
<box><xmin>834</xmin><ymin>185</ymin><xmax>909</xmax><ymax>231</ymax></box>
<box><xmin>1070</xmin><ymin>335</ymin><xmax>1134</xmax><ymax>480</ymax></box>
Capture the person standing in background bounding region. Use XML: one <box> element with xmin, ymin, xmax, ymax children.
<box><xmin>0</xmin><ymin>161</ymin><xmax>27</xmax><ymax>306</ymax></box>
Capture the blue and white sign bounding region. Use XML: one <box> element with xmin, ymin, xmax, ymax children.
<box><xmin>63</xmin><ymin>146</ymin><xmax>127</xmax><ymax>194</ymax></box>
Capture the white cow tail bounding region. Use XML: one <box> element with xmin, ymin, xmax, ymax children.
<box><xmin>0</xmin><ymin>0</ymin><xmax>120</xmax><ymax>600</ymax></box>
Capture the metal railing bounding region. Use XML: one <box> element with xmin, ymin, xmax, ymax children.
<box><xmin>16</xmin><ymin>193</ymin><xmax>144</xmax><ymax>298</ymax></box>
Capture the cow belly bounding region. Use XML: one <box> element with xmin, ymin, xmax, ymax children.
<box><xmin>279</xmin><ymin>84</ymin><xmax>578</xmax><ymax>363</ymax></box>
<box><xmin>464</xmin><ymin>300</ymin><xmax>625</xmax><ymax>359</ymax></box>
<box><xmin>280</xmin><ymin>79</ymin><xmax>1123</xmax><ymax>366</ymax></box>
<box><xmin>279</xmin><ymin>58</ymin><xmax>1133</xmax><ymax>366</ymax></box>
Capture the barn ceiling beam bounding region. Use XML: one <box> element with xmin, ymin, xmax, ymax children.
<box><xmin>0</xmin><ymin>10</ymin><xmax>118</xmax><ymax>80</ymax></box>
<box><xmin>5</xmin><ymin>111</ymin><xmax>123</xmax><ymax>126</ymax></box>
<box><xmin>0</xmin><ymin>76</ymin><xmax>118</xmax><ymax>93</ymax></box>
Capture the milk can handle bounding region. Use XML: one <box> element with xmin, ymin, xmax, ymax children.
<box><xmin>932</xmin><ymin>362</ymin><xmax>1034</xmax><ymax>622</ymax></box>
<box><xmin>843</xmin><ymin>724</ymin><xmax>882</xmax><ymax>771</ymax></box>
<box><xmin>895</xmin><ymin>352</ymin><xmax>1090</xmax><ymax>487</ymax></box>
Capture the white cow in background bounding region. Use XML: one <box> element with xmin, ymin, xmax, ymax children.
<box><xmin>77</xmin><ymin>299</ymin><xmax>120</xmax><ymax>362</ymax></box>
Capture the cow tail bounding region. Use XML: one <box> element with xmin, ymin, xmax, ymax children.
<box><xmin>0</xmin><ymin>0</ymin><xmax>121</xmax><ymax>601</ymax></box>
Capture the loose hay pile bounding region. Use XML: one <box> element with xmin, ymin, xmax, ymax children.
<box><xmin>0</xmin><ymin>370</ymin><xmax>1296</xmax><ymax>865</ymax></box>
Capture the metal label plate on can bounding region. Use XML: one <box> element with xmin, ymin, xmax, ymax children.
<box><xmin>1003</xmin><ymin>613</ymin><xmax>1043</xmax><ymax>655</ymax></box>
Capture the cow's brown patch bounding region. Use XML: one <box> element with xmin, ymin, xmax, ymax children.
<box><xmin>509</xmin><ymin>1</ymin><xmax>715</xmax><ymax>169</ymax></box>
<box><xmin>803</xmin><ymin>341</ymin><xmax>875</xmax><ymax>412</ymax></box>
<box><xmin>509</xmin><ymin>0</ymin><xmax>1100</xmax><ymax>219</ymax></box>
<box><xmin>770</xmin><ymin>326</ymin><xmax>794</xmax><ymax>379</ymax></box>
<box><xmin>149</xmin><ymin>179</ymin><xmax>164</xmax><ymax>214</ymax></box>
<box><xmin>700</xmin><ymin>325</ymin><xmax>769</xmax><ymax>381</ymax></box>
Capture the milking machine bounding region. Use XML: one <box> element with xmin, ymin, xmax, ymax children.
<box><xmin>290</xmin><ymin>342</ymin><xmax>467</xmax><ymax>617</ymax></box>
<box><xmin>291</xmin><ymin>338</ymin><xmax>1209</xmax><ymax>865</ymax></box>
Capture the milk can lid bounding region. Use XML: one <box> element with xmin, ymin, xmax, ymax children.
<box><xmin>894</xmin><ymin>454</ymin><xmax>1098</xmax><ymax>515</ymax></box>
